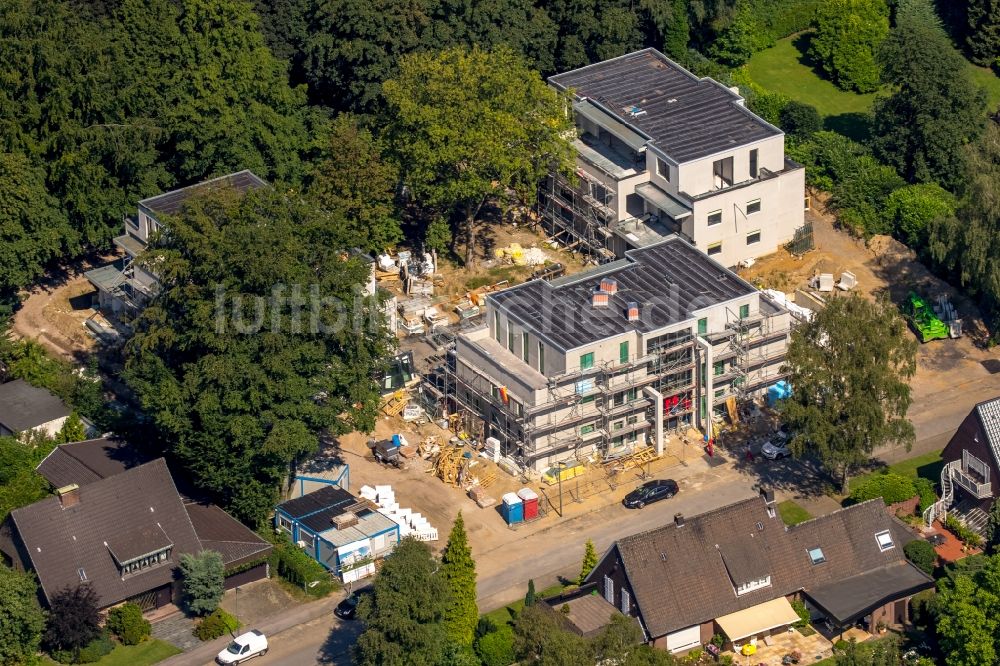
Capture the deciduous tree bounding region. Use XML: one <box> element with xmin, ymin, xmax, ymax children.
<box><xmin>781</xmin><ymin>294</ymin><xmax>916</xmax><ymax>492</ymax></box>
<box><xmin>354</xmin><ymin>538</ymin><xmax>450</xmax><ymax>665</ymax></box>
<box><xmin>884</xmin><ymin>183</ymin><xmax>955</xmax><ymax>248</ymax></box>
<box><xmin>966</xmin><ymin>0</ymin><xmax>1000</xmax><ymax>68</ymax></box>
<box><xmin>810</xmin><ymin>0</ymin><xmax>889</xmax><ymax>93</ymax></box>
<box><xmin>306</xmin><ymin>116</ymin><xmax>402</xmax><ymax>253</ymax></box>
<box><xmin>513</xmin><ymin>604</ymin><xmax>591</xmax><ymax>665</ymax></box>
<box><xmin>0</xmin><ymin>566</ymin><xmax>46</xmax><ymax>665</ymax></box>
<box><xmin>124</xmin><ymin>189</ymin><xmax>392</xmax><ymax>525</ymax></box>
<box><xmin>44</xmin><ymin>584</ymin><xmax>101</xmax><ymax>654</ymax></box>
<box><xmin>936</xmin><ymin>572</ymin><xmax>998</xmax><ymax>666</ymax></box>
<box><xmin>441</xmin><ymin>512</ymin><xmax>478</xmax><ymax>647</ymax></box>
<box><xmin>384</xmin><ymin>46</ymin><xmax>573</xmax><ymax>266</ymax></box>
<box><xmin>710</xmin><ymin>0</ymin><xmax>773</xmax><ymax>65</ymax></box>
<box><xmin>180</xmin><ymin>551</ymin><xmax>225</xmax><ymax>616</ymax></box>
<box><xmin>872</xmin><ymin>0</ymin><xmax>987</xmax><ymax>191</ymax></box>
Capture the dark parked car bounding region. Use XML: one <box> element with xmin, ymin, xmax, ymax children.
<box><xmin>334</xmin><ymin>587</ymin><xmax>373</xmax><ymax>620</ymax></box>
<box><xmin>623</xmin><ymin>479</ymin><xmax>679</xmax><ymax>509</ymax></box>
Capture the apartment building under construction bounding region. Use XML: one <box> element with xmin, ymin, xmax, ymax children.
<box><xmin>428</xmin><ymin>235</ymin><xmax>793</xmax><ymax>472</ymax></box>
<box><xmin>540</xmin><ymin>48</ymin><xmax>808</xmax><ymax>269</ymax></box>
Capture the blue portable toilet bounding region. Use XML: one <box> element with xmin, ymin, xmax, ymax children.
<box><xmin>501</xmin><ymin>492</ymin><xmax>524</xmax><ymax>524</ymax></box>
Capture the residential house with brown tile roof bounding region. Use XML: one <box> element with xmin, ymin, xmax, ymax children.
<box><xmin>0</xmin><ymin>449</ymin><xmax>272</xmax><ymax>612</ymax></box>
<box><xmin>0</xmin><ymin>379</ymin><xmax>71</xmax><ymax>439</ymax></box>
<box><xmin>565</xmin><ymin>489</ymin><xmax>933</xmax><ymax>654</ymax></box>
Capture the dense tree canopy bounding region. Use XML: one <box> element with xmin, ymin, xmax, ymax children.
<box><xmin>966</xmin><ymin>0</ymin><xmax>1000</xmax><ymax>68</ymax></box>
<box><xmin>810</xmin><ymin>0</ymin><xmax>889</xmax><ymax>93</ymax></box>
<box><xmin>936</xmin><ymin>555</ymin><xmax>1000</xmax><ymax>666</ymax></box>
<box><xmin>0</xmin><ymin>566</ymin><xmax>46</xmax><ymax>665</ymax></box>
<box><xmin>44</xmin><ymin>584</ymin><xmax>102</xmax><ymax>653</ymax></box>
<box><xmin>383</xmin><ymin>46</ymin><xmax>573</xmax><ymax>265</ymax></box>
<box><xmin>872</xmin><ymin>0</ymin><xmax>987</xmax><ymax>191</ymax></box>
<box><xmin>123</xmin><ymin>189</ymin><xmax>392</xmax><ymax>525</ymax></box>
<box><xmin>781</xmin><ymin>294</ymin><xmax>916</xmax><ymax>491</ymax></box>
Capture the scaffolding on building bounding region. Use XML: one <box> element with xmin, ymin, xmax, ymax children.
<box><xmin>538</xmin><ymin>171</ymin><xmax>617</xmax><ymax>263</ymax></box>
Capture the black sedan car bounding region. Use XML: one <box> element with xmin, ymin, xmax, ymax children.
<box><xmin>623</xmin><ymin>479</ymin><xmax>679</xmax><ymax>509</ymax></box>
<box><xmin>334</xmin><ymin>587</ymin><xmax>373</xmax><ymax>620</ymax></box>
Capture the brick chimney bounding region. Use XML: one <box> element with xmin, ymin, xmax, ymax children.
<box><xmin>57</xmin><ymin>484</ymin><xmax>80</xmax><ymax>509</ymax></box>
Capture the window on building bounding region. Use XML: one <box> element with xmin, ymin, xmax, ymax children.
<box><xmin>119</xmin><ymin>547</ymin><xmax>172</xmax><ymax>577</ymax></box>
<box><xmin>707</xmin><ymin>210</ymin><xmax>722</xmax><ymax>226</ymax></box>
<box><xmin>580</xmin><ymin>352</ymin><xmax>595</xmax><ymax>370</ymax></box>
<box><xmin>808</xmin><ymin>547</ymin><xmax>826</xmax><ymax>565</ymax></box>
<box><xmin>749</xmin><ymin>149</ymin><xmax>759</xmax><ymax>178</ymax></box>
<box><xmin>581</xmin><ymin>423</ymin><xmax>597</xmax><ymax>435</ymax></box>
<box><xmin>739</xmin><ymin>304</ymin><xmax>750</xmax><ymax>318</ymax></box>
<box><xmin>715</xmin><ymin>388</ymin><xmax>725</xmax><ymax>398</ymax></box>
<box><xmin>613</xmin><ymin>421</ymin><xmax>624</xmax><ymax>431</ymax></box>
<box><xmin>614</xmin><ymin>391</ymin><xmax>625</xmax><ymax>407</ymax></box>
<box><xmin>78</xmin><ymin>568</ymin><xmax>87</xmax><ymax>582</ymax></box>
<box><xmin>707</xmin><ymin>242</ymin><xmax>722</xmax><ymax>257</ymax></box>
<box><xmin>656</xmin><ymin>157</ymin><xmax>670</xmax><ymax>182</ymax></box>
<box><xmin>581</xmin><ymin>394</ymin><xmax>596</xmax><ymax>404</ymax></box>
<box><xmin>747</xmin><ymin>199</ymin><xmax>761</xmax><ymax>214</ymax></box>
<box><xmin>697</xmin><ymin>318</ymin><xmax>707</xmax><ymax>335</ymax></box>
<box><xmin>619</xmin><ymin>341</ymin><xmax>629</xmax><ymax>364</ymax></box>
<box><xmin>508</xmin><ymin>329</ymin><xmax>516</xmax><ymax>353</ymax></box>
<box><xmin>538</xmin><ymin>341</ymin><xmax>545</xmax><ymax>373</ymax></box>
<box><xmin>627</xmin><ymin>414</ymin><xmax>639</xmax><ymax>425</ymax></box>
<box><xmin>511</xmin><ymin>400</ymin><xmax>523</xmax><ymax>417</ymax></box>
<box><xmin>604</xmin><ymin>575</ymin><xmax>614</xmax><ymax>603</ymax></box>
<box><xmin>621</xmin><ymin>588</ymin><xmax>631</xmax><ymax>615</ymax></box>
<box><xmin>278</xmin><ymin>515</ymin><xmax>293</xmax><ymax>532</ymax></box>
<box><xmin>522</xmin><ymin>332</ymin><xmax>530</xmax><ymax>363</ymax></box>
<box><xmin>736</xmin><ymin>576</ymin><xmax>771</xmax><ymax>595</ymax></box>
<box><xmin>876</xmin><ymin>530</ymin><xmax>895</xmax><ymax>552</ymax></box>
<box><xmin>494</xmin><ymin>311</ymin><xmax>501</xmax><ymax>344</ymax></box>
<box><xmin>714</xmin><ymin>360</ymin><xmax>724</xmax><ymax>376</ymax></box>
<box><xmin>627</xmin><ymin>387</ymin><xmax>637</xmax><ymax>401</ymax></box>
<box><xmin>747</xmin><ymin>230</ymin><xmax>761</xmax><ymax>245</ymax></box>
<box><xmin>713</xmin><ymin>156</ymin><xmax>734</xmax><ymax>188</ymax></box>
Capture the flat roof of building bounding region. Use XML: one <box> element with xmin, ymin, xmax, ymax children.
<box><xmin>489</xmin><ymin>235</ymin><xmax>756</xmax><ymax>351</ymax></box>
<box><xmin>550</xmin><ymin>49</ymin><xmax>782</xmax><ymax>163</ymax></box>
<box><xmin>139</xmin><ymin>170</ymin><xmax>268</xmax><ymax>217</ymax></box>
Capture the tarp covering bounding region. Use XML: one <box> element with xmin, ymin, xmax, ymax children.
<box><xmin>715</xmin><ymin>596</ymin><xmax>801</xmax><ymax>641</ymax></box>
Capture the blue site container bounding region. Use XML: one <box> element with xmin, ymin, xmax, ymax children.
<box><xmin>767</xmin><ymin>380</ymin><xmax>792</xmax><ymax>407</ymax></box>
<box><xmin>501</xmin><ymin>492</ymin><xmax>524</xmax><ymax>524</ymax></box>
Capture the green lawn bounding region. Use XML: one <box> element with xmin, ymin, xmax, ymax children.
<box><xmin>481</xmin><ymin>582</ymin><xmax>572</xmax><ymax>628</ymax></box>
<box><xmin>777</xmin><ymin>499</ymin><xmax>813</xmax><ymax>526</ymax></box>
<box><xmin>847</xmin><ymin>450</ymin><xmax>944</xmax><ymax>494</ymax></box>
<box><xmin>43</xmin><ymin>640</ymin><xmax>181</xmax><ymax>666</ymax></box>
<box><xmin>747</xmin><ymin>34</ymin><xmax>1000</xmax><ymax>139</ymax></box>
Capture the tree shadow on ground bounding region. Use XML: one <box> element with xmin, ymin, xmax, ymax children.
<box><xmin>823</xmin><ymin>113</ymin><xmax>872</xmax><ymax>142</ymax></box>
<box><xmin>317</xmin><ymin>621</ymin><xmax>364</xmax><ymax>665</ymax></box>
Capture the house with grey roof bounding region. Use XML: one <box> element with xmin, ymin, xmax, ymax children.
<box><xmin>541</xmin><ymin>48</ymin><xmax>807</xmax><ymax>268</ymax></box>
<box><xmin>930</xmin><ymin>396</ymin><xmax>1000</xmax><ymax>535</ymax></box>
<box><xmin>0</xmin><ymin>447</ymin><xmax>272</xmax><ymax>611</ymax></box>
<box><xmin>434</xmin><ymin>235</ymin><xmax>792</xmax><ymax>471</ymax></box>
<box><xmin>563</xmin><ymin>490</ymin><xmax>933</xmax><ymax>654</ymax></box>
<box><xmin>85</xmin><ymin>170</ymin><xmax>268</xmax><ymax>319</ymax></box>
<box><xmin>0</xmin><ymin>379</ymin><xmax>71</xmax><ymax>439</ymax></box>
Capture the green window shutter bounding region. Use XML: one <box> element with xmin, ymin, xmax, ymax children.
<box><xmin>739</xmin><ymin>304</ymin><xmax>749</xmax><ymax>318</ymax></box>
<box><xmin>697</xmin><ymin>318</ymin><xmax>707</xmax><ymax>335</ymax></box>
<box><xmin>714</xmin><ymin>361</ymin><xmax>724</xmax><ymax>376</ymax></box>
<box><xmin>580</xmin><ymin>352</ymin><xmax>594</xmax><ymax>370</ymax></box>
<box><xmin>619</xmin><ymin>341</ymin><xmax>629</xmax><ymax>363</ymax></box>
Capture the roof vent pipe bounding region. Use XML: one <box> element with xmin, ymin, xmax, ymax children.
<box><xmin>626</xmin><ymin>302</ymin><xmax>640</xmax><ymax>321</ymax></box>
<box><xmin>592</xmin><ymin>291</ymin><xmax>610</xmax><ymax>308</ymax></box>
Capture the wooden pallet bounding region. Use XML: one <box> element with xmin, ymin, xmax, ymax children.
<box><xmin>382</xmin><ymin>390</ymin><xmax>408</xmax><ymax>416</ymax></box>
<box><xmin>476</xmin><ymin>472</ymin><xmax>498</xmax><ymax>489</ymax></box>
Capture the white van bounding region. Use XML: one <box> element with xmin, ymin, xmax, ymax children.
<box><xmin>216</xmin><ymin>629</ymin><xmax>268</xmax><ymax>664</ymax></box>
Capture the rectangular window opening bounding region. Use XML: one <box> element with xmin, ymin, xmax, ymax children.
<box><xmin>808</xmin><ymin>547</ymin><xmax>826</xmax><ymax>565</ymax></box>
<box><xmin>713</xmin><ymin>156</ymin><xmax>734</xmax><ymax>188</ymax></box>
<box><xmin>747</xmin><ymin>230</ymin><xmax>761</xmax><ymax>245</ymax></box>
<box><xmin>750</xmin><ymin>149</ymin><xmax>759</xmax><ymax>178</ymax></box>
<box><xmin>707</xmin><ymin>210</ymin><xmax>723</xmax><ymax>226</ymax></box>
<box><xmin>580</xmin><ymin>352</ymin><xmax>595</xmax><ymax>370</ymax></box>
<box><xmin>747</xmin><ymin>199</ymin><xmax>761</xmax><ymax>215</ymax></box>
<box><xmin>697</xmin><ymin>318</ymin><xmax>707</xmax><ymax>336</ymax></box>
<box><xmin>619</xmin><ymin>341</ymin><xmax>629</xmax><ymax>364</ymax></box>
<box><xmin>707</xmin><ymin>242</ymin><xmax>722</xmax><ymax>257</ymax></box>
<box><xmin>876</xmin><ymin>530</ymin><xmax>894</xmax><ymax>552</ymax></box>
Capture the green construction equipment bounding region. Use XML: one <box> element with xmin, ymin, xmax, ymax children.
<box><xmin>905</xmin><ymin>293</ymin><xmax>949</xmax><ymax>343</ymax></box>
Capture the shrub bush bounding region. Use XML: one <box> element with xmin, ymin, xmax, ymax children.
<box><xmin>76</xmin><ymin>631</ymin><xmax>113</xmax><ymax>664</ymax></box>
<box><xmin>50</xmin><ymin>648</ymin><xmax>77</xmax><ymax>664</ymax></box>
<box><xmin>904</xmin><ymin>539</ymin><xmax>937</xmax><ymax>575</ymax></box>
<box><xmin>193</xmin><ymin>608</ymin><xmax>240</xmax><ymax>641</ymax></box>
<box><xmin>851</xmin><ymin>473</ymin><xmax>917</xmax><ymax>505</ymax></box>
<box><xmin>909</xmin><ymin>588</ymin><xmax>937</xmax><ymax>628</ymax></box>
<box><xmin>780</xmin><ymin>101</ymin><xmax>822</xmax><ymax>140</ymax></box>
<box><xmin>944</xmin><ymin>514</ymin><xmax>984</xmax><ymax>548</ymax></box>
<box><xmin>268</xmin><ymin>537</ymin><xmax>337</xmax><ymax>598</ymax></box>
<box><xmin>106</xmin><ymin>602</ymin><xmax>151</xmax><ymax>645</ymax></box>
<box><xmin>475</xmin><ymin>626</ymin><xmax>516</xmax><ymax>666</ymax></box>
<box><xmin>790</xmin><ymin>598</ymin><xmax>810</xmax><ymax>628</ymax></box>
<box><xmin>913</xmin><ymin>477</ymin><xmax>937</xmax><ymax>514</ymax></box>
<box><xmin>834</xmin><ymin>639</ymin><xmax>850</xmax><ymax>652</ymax></box>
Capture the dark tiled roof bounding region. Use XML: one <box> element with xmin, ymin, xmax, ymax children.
<box><xmin>606</xmin><ymin>497</ymin><xmax>930</xmax><ymax>637</ymax></box>
<box><xmin>184</xmin><ymin>502</ymin><xmax>272</xmax><ymax>568</ymax></box>
<box><xmin>10</xmin><ymin>459</ymin><xmax>203</xmax><ymax>608</ymax></box>
<box><xmin>36</xmin><ymin>438</ymin><xmax>151</xmax><ymax>488</ymax></box>
<box><xmin>139</xmin><ymin>170</ymin><xmax>268</xmax><ymax>217</ymax></box>
<box><xmin>558</xmin><ymin>593</ymin><xmax>625</xmax><ymax>636</ymax></box>
<box><xmin>106</xmin><ymin>524</ymin><xmax>173</xmax><ymax>565</ymax></box>
<box><xmin>550</xmin><ymin>49</ymin><xmax>781</xmax><ymax>163</ymax></box>
<box><xmin>0</xmin><ymin>379</ymin><xmax>70</xmax><ymax>432</ymax></box>
<box><xmin>489</xmin><ymin>236</ymin><xmax>755</xmax><ymax>351</ymax></box>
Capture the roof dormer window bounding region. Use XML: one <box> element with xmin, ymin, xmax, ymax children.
<box><xmin>736</xmin><ymin>575</ymin><xmax>771</xmax><ymax>595</ymax></box>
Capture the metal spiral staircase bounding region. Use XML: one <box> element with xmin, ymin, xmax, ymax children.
<box><xmin>923</xmin><ymin>460</ymin><xmax>957</xmax><ymax>527</ymax></box>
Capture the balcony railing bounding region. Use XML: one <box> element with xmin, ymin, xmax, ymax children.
<box><xmin>952</xmin><ymin>467</ymin><xmax>992</xmax><ymax>499</ymax></box>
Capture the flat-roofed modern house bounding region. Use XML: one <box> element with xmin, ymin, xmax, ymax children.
<box><xmin>541</xmin><ymin>49</ymin><xmax>807</xmax><ymax>268</ymax></box>
<box><xmin>433</xmin><ymin>235</ymin><xmax>792</xmax><ymax>471</ymax></box>
<box><xmin>0</xmin><ymin>379</ymin><xmax>71</xmax><ymax>439</ymax></box>
<box><xmin>85</xmin><ymin>170</ymin><xmax>268</xmax><ymax>319</ymax></box>
<box><xmin>564</xmin><ymin>491</ymin><xmax>933</xmax><ymax>654</ymax></box>
<box><xmin>926</xmin><ymin>396</ymin><xmax>1000</xmax><ymax>535</ymax></box>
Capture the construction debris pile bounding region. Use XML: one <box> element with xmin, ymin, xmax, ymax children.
<box><xmin>421</xmin><ymin>438</ymin><xmax>500</xmax><ymax>508</ymax></box>
<box><xmin>493</xmin><ymin>243</ymin><xmax>548</xmax><ymax>266</ymax></box>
